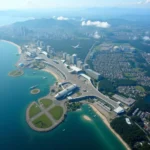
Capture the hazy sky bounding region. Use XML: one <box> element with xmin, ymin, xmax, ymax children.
<box><xmin>0</xmin><ymin>0</ymin><xmax>150</xmax><ymax>10</ymax></box>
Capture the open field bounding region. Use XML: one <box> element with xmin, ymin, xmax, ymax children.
<box><xmin>32</xmin><ymin>114</ymin><xmax>53</xmax><ymax>129</ymax></box>
<box><xmin>8</xmin><ymin>70</ymin><xmax>24</xmax><ymax>77</ymax></box>
<box><xmin>40</xmin><ymin>98</ymin><xmax>53</xmax><ymax>108</ymax></box>
<box><xmin>49</xmin><ymin>106</ymin><xmax>63</xmax><ymax>120</ymax></box>
<box><xmin>29</xmin><ymin>103</ymin><xmax>41</xmax><ymax>118</ymax></box>
<box><xmin>30</xmin><ymin>89</ymin><xmax>40</xmax><ymax>95</ymax></box>
<box><xmin>136</xmin><ymin>86</ymin><xmax>145</xmax><ymax>92</ymax></box>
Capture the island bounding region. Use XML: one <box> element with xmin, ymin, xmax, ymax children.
<box><xmin>30</xmin><ymin>88</ymin><xmax>40</xmax><ymax>95</ymax></box>
<box><xmin>8</xmin><ymin>70</ymin><xmax>24</xmax><ymax>77</ymax></box>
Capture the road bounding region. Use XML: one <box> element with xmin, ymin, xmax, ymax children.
<box><xmin>40</xmin><ymin>54</ymin><xmax>119</xmax><ymax>109</ymax></box>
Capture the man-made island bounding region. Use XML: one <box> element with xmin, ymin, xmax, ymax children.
<box><xmin>30</xmin><ymin>89</ymin><xmax>40</xmax><ymax>95</ymax></box>
<box><xmin>8</xmin><ymin>70</ymin><xmax>24</xmax><ymax>77</ymax></box>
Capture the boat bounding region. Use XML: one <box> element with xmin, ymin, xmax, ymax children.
<box><xmin>42</xmin><ymin>77</ymin><xmax>47</xmax><ymax>79</ymax></box>
<box><xmin>93</xmin><ymin>115</ymin><xmax>96</xmax><ymax>118</ymax></box>
<box><xmin>62</xmin><ymin>129</ymin><xmax>66</xmax><ymax>132</ymax></box>
<box><xmin>33</xmin><ymin>72</ymin><xmax>36</xmax><ymax>74</ymax></box>
<box><xmin>29</xmin><ymin>85</ymin><xmax>38</xmax><ymax>90</ymax></box>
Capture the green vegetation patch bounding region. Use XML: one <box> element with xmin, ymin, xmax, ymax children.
<box><xmin>29</xmin><ymin>103</ymin><xmax>41</xmax><ymax>118</ymax></box>
<box><xmin>30</xmin><ymin>89</ymin><xmax>40</xmax><ymax>95</ymax></box>
<box><xmin>32</xmin><ymin>114</ymin><xmax>53</xmax><ymax>129</ymax></box>
<box><xmin>136</xmin><ymin>86</ymin><xmax>145</xmax><ymax>92</ymax></box>
<box><xmin>49</xmin><ymin>106</ymin><xmax>63</xmax><ymax>120</ymax></box>
<box><xmin>40</xmin><ymin>99</ymin><xmax>53</xmax><ymax>108</ymax></box>
<box><xmin>8</xmin><ymin>70</ymin><xmax>24</xmax><ymax>77</ymax></box>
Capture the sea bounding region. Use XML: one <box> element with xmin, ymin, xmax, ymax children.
<box><xmin>0</xmin><ymin>41</ymin><xmax>126</xmax><ymax>150</ymax></box>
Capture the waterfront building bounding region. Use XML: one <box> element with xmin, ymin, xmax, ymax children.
<box><xmin>55</xmin><ymin>84</ymin><xmax>78</xmax><ymax>99</ymax></box>
<box><xmin>82</xmin><ymin>64</ymin><xmax>89</xmax><ymax>70</ymax></box>
<box><xmin>85</xmin><ymin>69</ymin><xmax>101</xmax><ymax>80</ymax></box>
<box><xmin>66</xmin><ymin>54</ymin><xmax>71</xmax><ymax>64</ymax></box>
<box><xmin>77</xmin><ymin>60</ymin><xmax>83</xmax><ymax>69</ymax></box>
<box><xmin>63</xmin><ymin>53</ymin><xmax>67</xmax><ymax>60</ymax></box>
<box><xmin>47</xmin><ymin>45</ymin><xmax>51</xmax><ymax>53</ymax></box>
<box><xmin>71</xmin><ymin>54</ymin><xmax>77</xmax><ymax>65</ymax></box>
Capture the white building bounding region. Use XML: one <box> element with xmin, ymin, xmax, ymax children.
<box><xmin>71</xmin><ymin>54</ymin><xmax>77</xmax><ymax>65</ymax></box>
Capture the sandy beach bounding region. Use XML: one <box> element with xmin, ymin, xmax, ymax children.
<box><xmin>83</xmin><ymin>115</ymin><xmax>92</xmax><ymax>121</ymax></box>
<box><xmin>0</xmin><ymin>40</ymin><xmax>22</xmax><ymax>54</ymax></box>
<box><xmin>43</xmin><ymin>68</ymin><xmax>62</xmax><ymax>82</ymax></box>
<box><xmin>90</xmin><ymin>104</ymin><xmax>131</xmax><ymax>150</ymax></box>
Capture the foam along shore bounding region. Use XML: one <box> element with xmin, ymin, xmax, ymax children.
<box><xmin>42</xmin><ymin>68</ymin><xmax>63</xmax><ymax>82</ymax></box>
<box><xmin>83</xmin><ymin>115</ymin><xmax>92</xmax><ymax>121</ymax></box>
<box><xmin>0</xmin><ymin>40</ymin><xmax>22</xmax><ymax>54</ymax></box>
<box><xmin>89</xmin><ymin>104</ymin><xmax>131</xmax><ymax>150</ymax></box>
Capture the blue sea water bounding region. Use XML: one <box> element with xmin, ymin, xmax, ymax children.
<box><xmin>0</xmin><ymin>41</ymin><xmax>126</xmax><ymax>150</ymax></box>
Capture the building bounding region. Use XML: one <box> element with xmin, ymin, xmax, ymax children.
<box><xmin>55</xmin><ymin>84</ymin><xmax>78</xmax><ymax>99</ymax></box>
<box><xmin>112</xmin><ymin>94</ymin><xmax>135</xmax><ymax>106</ymax></box>
<box><xmin>85</xmin><ymin>69</ymin><xmax>101</xmax><ymax>80</ymax></box>
<box><xmin>71</xmin><ymin>54</ymin><xmax>77</xmax><ymax>65</ymax></box>
<box><xmin>47</xmin><ymin>45</ymin><xmax>51</xmax><ymax>53</ymax></box>
<box><xmin>40</xmin><ymin>41</ymin><xmax>44</xmax><ymax>48</ymax></box>
<box><xmin>77</xmin><ymin>60</ymin><xmax>83</xmax><ymax>69</ymax></box>
<box><xmin>63</xmin><ymin>53</ymin><xmax>67</xmax><ymax>60</ymax></box>
<box><xmin>70</xmin><ymin>66</ymin><xmax>82</xmax><ymax>73</ymax></box>
<box><xmin>114</xmin><ymin>106</ymin><xmax>124</xmax><ymax>114</ymax></box>
<box><xmin>66</xmin><ymin>54</ymin><xmax>71</xmax><ymax>64</ymax></box>
<box><xmin>82</xmin><ymin>64</ymin><xmax>89</xmax><ymax>70</ymax></box>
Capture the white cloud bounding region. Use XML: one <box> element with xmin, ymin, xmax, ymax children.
<box><xmin>81</xmin><ymin>20</ymin><xmax>110</xmax><ymax>28</ymax></box>
<box><xmin>57</xmin><ymin>16</ymin><xmax>69</xmax><ymax>21</ymax></box>
<box><xmin>143</xmin><ymin>36</ymin><xmax>150</xmax><ymax>41</ymax></box>
<box><xmin>137</xmin><ymin>0</ymin><xmax>150</xmax><ymax>4</ymax></box>
<box><xmin>93</xmin><ymin>31</ymin><xmax>101</xmax><ymax>39</ymax></box>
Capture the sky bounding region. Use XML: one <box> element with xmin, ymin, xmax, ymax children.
<box><xmin>0</xmin><ymin>0</ymin><xmax>150</xmax><ymax>10</ymax></box>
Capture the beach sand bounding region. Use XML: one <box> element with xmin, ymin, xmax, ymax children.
<box><xmin>0</xmin><ymin>40</ymin><xmax>22</xmax><ymax>54</ymax></box>
<box><xmin>90</xmin><ymin>104</ymin><xmax>131</xmax><ymax>150</ymax></box>
<box><xmin>43</xmin><ymin>68</ymin><xmax>62</xmax><ymax>82</ymax></box>
<box><xmin>83</xmin><ymin>115</ymin><xmax>92</xmax><ymax>121</ymax></box>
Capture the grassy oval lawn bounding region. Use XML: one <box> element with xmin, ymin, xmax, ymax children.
<box><xmin>40</xmin><ymin>98</ymin><xmax>53</xmax><ymax>108</ymax></box>
<box><xmin>32</xmin><ymin>114</ymin><xmax>53</xmax><ymax>129</ymax></box>
<box><xmin>29</xmin><ymin>103</ymin><xmax>41</xmax><ymax>118</ymax></box>
<box><xmin>49</xmin><ymin>106</ymin><xmax>63</xmax><ymax>120</ymax></box>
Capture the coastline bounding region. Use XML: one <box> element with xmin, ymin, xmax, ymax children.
<box><xmin>0</xmin><ymin>40</ymin><xmax>22</xmax><ymax>54</ymax></box>
<box><xmin>42</xmin><ymin>68</ymin><xmax>62</xmax><ymax>82</ymax></box>
<box><xmin>90</xmin><ymin>104</ymin><xmax>131</xmax><ymax>150</ymax></box>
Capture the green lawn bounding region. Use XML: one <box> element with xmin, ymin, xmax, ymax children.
<box><xmin>40</xmin><ymin>99</ymin><xmax>53</xmax><ymax>108</ymax></box>
<box><xmin>29</xmin><ymin>103</ymin><xmax>41</xmax><ymax>118</ymax></box>
<box><xmin>49</xmin><ymin>106</ymin><xmax>63</xmax><ymax>120</ymax></box>
<box><xmin>136</xmin><ymin>86</ymin><xmax>145</xmax><ymax>92</ymax></box>
<box><xmin>32</xmin><ymin>114</ymin><xmax>53</xmax><ymax>129</ymax></box>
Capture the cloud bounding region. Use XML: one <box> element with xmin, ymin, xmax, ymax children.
<box><xmin>81</xmin><ymin>20</ymin><xmax>110</xmax><ymax>28</ymax></box>
<box><xmin>57</xmin><ymin>16</ymin><xmax>69</xmax><ymax>21</ymax></box>
<box><xmin>137</xmin><ymin>0</ymin><xmax>150</xmax><ymax>4</ymax></box>
<box><xmin>133</xmin><ymin>36</ymin><xmax>138</xmax><ymax>40</ymax></box>
<box><xmin>93</xmin><ymin>31</ymin><xmax>101</xmax><ymax>39</ymax></box>
<box><xmin>143</xmin><ymin>36</ymin><xmax>150</xmax><ymax>41</ymax></box>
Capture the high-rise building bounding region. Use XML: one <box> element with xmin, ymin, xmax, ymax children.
<box><xmin>63</xmin><ymin>53</ymin><xmax>67</xmax><ymax>60</ymax></box>
<box><xmin>66</xmin><ymin>54</ymin><xmax>71</xmax><ymax>63</ymax></box>
<box><xmin>40</xmin><ymin>41</ymin><xmax>44</xmax><ymax>48</ymax></box>
<box><xmin>47</xmin><ymin>45</ymin><xmax>51</xmax><ymax>53</ymax></box>
<box><xmin>77</xmin><ymin>60</ymin><xmax>83</xmax><ymax>69</ymax></box>
<box><xmin>71</xmin><ymin>54</ymin><xmax>77</xmax><ymax>65</ymax></box>
<box><xmin>85</xmin><ymin>69</ymin><xmax>101</xmax><ymax>80</ymax></box>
